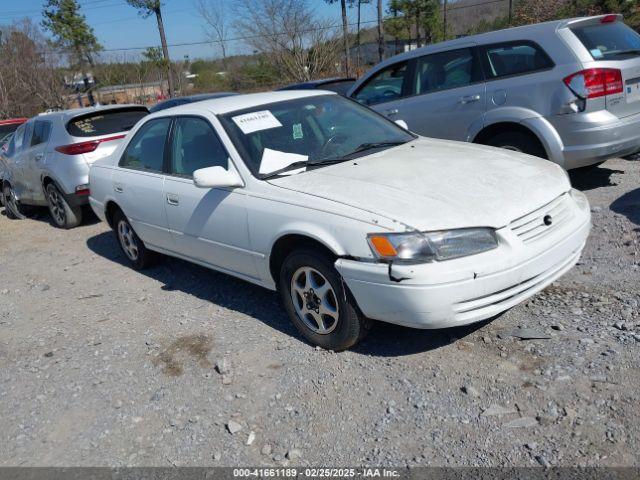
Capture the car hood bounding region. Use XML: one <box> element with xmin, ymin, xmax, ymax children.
<box><xmin>269</xmin><ymin>138</ymin><xmax>571</xmax><ymax>231</ymax></box>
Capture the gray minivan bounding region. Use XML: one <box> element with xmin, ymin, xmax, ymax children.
<box><xmin>348</xmin><ymin>14</ymin><xmax>640</xmax><ymax>169</ymax></box>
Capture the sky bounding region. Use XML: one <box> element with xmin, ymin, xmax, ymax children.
<box><xmin>1</xmin><ymin>0</ymin><xmax>391</xmax><ymax>62</ymax></box>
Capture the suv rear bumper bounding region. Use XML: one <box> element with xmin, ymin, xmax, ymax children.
<box><xmin>548</xmin><ymin>110</ymin><xmax>640</xmax><ymax>169</ymax></box>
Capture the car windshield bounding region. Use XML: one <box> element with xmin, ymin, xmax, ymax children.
<box><xmin>219</xmin><ymin>94</ymin><xmax>414</xmax><ymax>178</ymax></box>
<box><xmin>571</xmin><ymin>22</ymin><xmax>640</xmax><ymax>60</ymax></box>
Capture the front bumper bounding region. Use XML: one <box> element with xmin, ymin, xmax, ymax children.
<box><xmin>335</xmin><ymin>191</ymin><xmax>591</xmax><ymax>329</ymax></box>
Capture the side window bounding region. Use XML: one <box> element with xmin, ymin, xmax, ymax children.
<box><xmin>31</xmin><ymin>121</ymin><xmax>52</xmax><ymax>147</ymax></box>
<box><xmin>413</xmin><ymin>48</ymin><xmax>482</xmax><ymax>95</ymax></box>
<box><xmin>119</xmin><ymin>118</ymin><xmax>171</xmax><ymax>172</ymax></box>
<box><xmin>353</xmin><ymin>61</ymin><xmax>409</xmax><ymax>106</ymax></box>
<box><xmin>170</xmin><ymin>117</ymin><xmax>228</xmax><ymax>177</ymax></box>
<box><xmin>482</xmin><ymin>41</ymin><xmax>553</xmax><ymax>79</ymax></box>
<box><xmin>12</xmin><ymin>124</ymin><xmax>26</xmax><ymax>154</ymax></box>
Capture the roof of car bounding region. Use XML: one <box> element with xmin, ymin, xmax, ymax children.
<box><xmin>277</xmin><ymin>77</ymin><xmax>356</xmax><ymax>90</ymax></box>
<box><xmin>0</xmin><ymin>118</ymin><xmax>28</xmax><ymax>125</ymax></box>
<box><xmin>146</xmin><ymin>90</ymin><xmax>335</xmax><ymax>118</ymax></box>
<box><xmin>368</xmin><ymin>15</ymin><xmax>610</xmax><ymax>71</ymax></box>
<box><xmin>149</xmin><ymin>92</ymin><xmax>238</xmax><ymax>112</ymax></box>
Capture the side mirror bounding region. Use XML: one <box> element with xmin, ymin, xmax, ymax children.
<box><xmin>394</xmin><ymin>119</ymin><xmax>409</xmax><ymax>130</ymax></box>
<box><xmin>193</xmin><ymin>166</ymin><xmax>244</xmax><ymax>189</ymax></box>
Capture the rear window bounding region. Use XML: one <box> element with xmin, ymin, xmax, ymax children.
<box><xmin>321</xmin><ymin>80</ymin><xmax>355</xmax><ymax>95</ymax></box>
<box><xmin>571</xmin><ymin>22</ymin><xmax>640</xmax><ymax>60</ymax></box>
<box><xmin>0</xmin><ymin>123</ymin><xmax>22</xmax><ymax>136</ymax></box>
<box><xmin>66</xmin><ymin>108</ymin><xmax>148</xmax><ymax>138</ymax></box>
<box><xmin>482</xmin><ymin>41</ymin><xmax>554</xmax><ymax>78</ymax></box>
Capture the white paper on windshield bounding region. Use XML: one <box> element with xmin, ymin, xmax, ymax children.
<box><xmin>259</xmin><ymin>148</ymin><xmax>307</xmax><ymax>175</ymax></box>
<box><xmin>232</xmin><ymin>110</ymin><xmax>282</xmax><ymax>134</ymax></box>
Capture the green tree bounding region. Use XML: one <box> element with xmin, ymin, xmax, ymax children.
<box><xmin>386</xmin><ymin>0</ymin><xmax>442</xmax><ymax>47</ymax></box>
<box><xmin>42</xmin><ymin>0</ymin><xmax>101</xmax><ymax>68</ymax></box>
<box><xmin>126</xmin><ymin>0</ymin><xmax>175</xmax><ymax>97</ymax></box>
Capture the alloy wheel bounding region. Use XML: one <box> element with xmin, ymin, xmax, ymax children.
<box><xmin>290</xmin><ymin>266</ymin><xmax>339</xmax><ymax>335</ymax></box>
<box><xmin>46</xmin><ymin>185</ymin><xmax>66</xmax><ymax>225</ymax></box>
<box><xmin>117</xmin><ymin>220</ymin><xmax>139</xmax><ymax>261</ymax></box>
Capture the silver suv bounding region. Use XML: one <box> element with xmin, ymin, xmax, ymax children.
<box><xmin>348</xmin><ymin>14</ymin><xmax>640</xmax><ymax>169</ymax></box>
<box><xmin>1</xmin><ymin>105</ymin><xmax>148</xmax><ymax>228</ymax></box>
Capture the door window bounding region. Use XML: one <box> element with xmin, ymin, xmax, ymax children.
<box><xmin>353</xmin><ymin>62</ymin><xmax>410</xmax><ymax>105</ymax></box>
<box><xmin>119</xmin><ymin>118</ymin><xmax>171</xmax><ymax>172</ymax></box>
<box><xmin>413</xmin><ymin>48</ymin><xmax>482</xmax><ymax>95</ymax></box>
<box><xmin>6</xmin><ymin>124</ymin><xmax>25</xmax><ymax>156</ymax></box>
<box><xmin>31</xmin><ymin>121</ymin><xmax>52</xmax><ymax>147</ymax></box>
<box><xmin>170</xmin><ymin>117</ymin><xmax>228</xmax><ymax>177</ymax></box>
<box><xmin>481</xmin><ymin>41</ymin><xmax>553</xmax><ymax>78</ymax></box>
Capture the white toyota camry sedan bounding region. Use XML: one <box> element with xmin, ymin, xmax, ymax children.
<box><xmin>89</xmin><ymin>91</ymin><xmax>591</xmax><ymax>350</ymax></box>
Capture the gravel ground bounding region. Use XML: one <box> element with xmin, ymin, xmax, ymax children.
<box><xmin>0</xmin><ymin>157</ymin><xmax>638</xmax><ymax>468</ymax></box>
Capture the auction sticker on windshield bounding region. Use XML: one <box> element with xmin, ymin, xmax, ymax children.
<box><xmin>232</xmin><ymin>110</ymin><xmax>282</xmax><ymax>134</ymax></box>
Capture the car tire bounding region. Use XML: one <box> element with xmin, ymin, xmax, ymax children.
<box><xmin>2</xmin><ymin>182</ymin><xmax>26</xmax><ymax>220</ymax></box>
<box><xmin>486</xmin><ymin>131</ymin><xmax>547</xmax><ymax>159</ymax></box>
<box><xmin>112</xmin><ymin>209</ymin><xmax>156</xmax><ymax>270</ymax></box>
<box><xmin>45</xmin><ymin>183</ymin><xmax>81</xmax><ymax>229</ymax></box>
<box><xmin>279</xmin><ymin>248</ymin><xmax>371</xmax><ymax>351</ymax></box>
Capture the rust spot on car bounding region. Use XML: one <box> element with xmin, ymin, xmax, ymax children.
<box><xmin>154</xmin><ymin>334</ymin><xmax>213</xmax><ymax>377</ymax></box>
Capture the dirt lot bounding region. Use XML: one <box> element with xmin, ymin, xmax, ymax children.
<box><xmin>0</xmin><ymin>157</ymin><xmax>638</xmax><ymax>467</ymax></box>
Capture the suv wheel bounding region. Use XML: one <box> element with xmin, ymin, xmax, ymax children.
<box><xmin>45</xmin><ymin>183</ymin><xmax>81</xmax><ymax>229</ymax></box>
<box><xmin>486</xmin><ymin>131</ymin><xmax>547</xmax><ymax>159</ymax></box>
<box><xmin>279</xmin><ymin>248</ymin><xmax>371</xmax><ymax>351</ymax></box>
<box><xmin>113</xmin><ymin>209</ymin><xmax>156</xmax><ymax>270</ymax></box>
<box><xmin>2</xmin><ymin>183</ymin><xmax>26</xmax><ymax>220</ymax></box>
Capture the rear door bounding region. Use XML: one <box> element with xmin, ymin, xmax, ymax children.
<box><xmin>112</xmin><ymin>117</ymin><xmax>174</xmax><ymax>251</ymax></box>
<box><xmin>163</xmin><ymin>115</ymin><xmax>256</xmax><ymax>278</ymax></box>
<box><xmin>400</xmin><ymin>46</ymin><xmax>485</xmax><ymax>140</ymax></box>
<box><xmin>567</xmin><ymin>18</ymin><xmax>640</xmax><ymax>118</ymax></box>
<box><xmin>22</xmin><ymin>119</ymin><xmax>52</xmax><ymax>201</ymax></box>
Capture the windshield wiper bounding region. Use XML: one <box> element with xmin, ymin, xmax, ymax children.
<box><xmin>340</xmin><ymin>140</ymin><xmax>409</xmax><ymax>158</ymax></box>
<box><xmin>260</xmin><ymin>160</ymin><xmax>309</xmax><ymax>179</ymax></box>
<box><xmin>608</xmin><ymin>49</ymin><xmax>640</xmax><ymax>57</ymax></box>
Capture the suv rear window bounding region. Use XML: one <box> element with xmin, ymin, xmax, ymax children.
<box><xmin>67</xmin><ymin>108</ymin><xmax>148</xmax><ymax>138</ymax></box>
<box><xmin>481</xmin><ymin>41</ymin><xmax>553</xmax><ymax>78</ymax></box>
<box><xmin>571</xmin><ymin>22</ymin><xmax>640</xmax><ymax>60</ymax></box>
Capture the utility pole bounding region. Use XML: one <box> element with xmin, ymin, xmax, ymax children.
<box><xmin>443</xmin><ymin>0</ymin><xmax>447</xmax><ymax>39</ymax></box>
<box><xmin>508</xmin><ymin>0</ymin><xmax>513</xmax><ymax>26</ymax></box>
<box><xmin>377</xmin><ymin>0</ymin><xmax>384</xmax><ymax>62</ymax></box>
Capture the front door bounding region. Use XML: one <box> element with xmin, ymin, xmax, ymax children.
<box><xmin>163</xmin><ymin>116</ymin><xmax>257</xmax><ymax>279</ymax></box>
<box><xmin>112</xmin><ymin>117</ymin><xmax>174</xmax><ymax>251</ymax></box>
<box><xmin>400</xmin><ymin>47</ymin><xmax>486</xmax><ymax>140</ymax></box>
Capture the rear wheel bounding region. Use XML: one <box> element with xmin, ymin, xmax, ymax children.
<box><xmin>45</xmin><ymin>183</ymin><xmax>81</xmax><ymax>229</ymax></box>
<box><xmin>113</xmin><ymin>209</ymin><xmax>156</xmax><ymax>270</ymax></box>
<box><xmin>486</xmin><ymin>131</ymin><xmax>547</xmax><ymax>159</ymax></box>
<box><xmin>2</xmin><ymin>183</ymin><xmax>26</xmax><ymax>220</ymax></box>
<box><xmin>279</xmin><ymin>248</ymin><xmax>371</xmax><ymax>351</ymax></box>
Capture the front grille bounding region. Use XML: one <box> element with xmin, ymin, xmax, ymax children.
<box><xmin>509</xmin><ymin>194</ymin><xmax>574</xmax><ymax>244</ymax></box>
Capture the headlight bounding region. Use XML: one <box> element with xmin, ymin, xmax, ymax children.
<box><xmin>367</xmin><ymin>228</ymin><xmax>498</xmax><ymax>264</ymax></box>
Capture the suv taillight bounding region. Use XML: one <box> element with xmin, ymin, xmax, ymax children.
<box><xmin>55</xmin><ymin>134</ymin><xmax>125</xmax><ymax>156</ymax></box>
<box><xmin>563</xmin><ymin>68</ymin><xmax>623</xmax><ymax>99</ymax></box>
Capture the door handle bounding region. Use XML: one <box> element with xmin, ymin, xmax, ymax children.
<box><xmin>35</xmin><ymin>153</ymin><xmax>43</xmax><ymax>162</ymax></box>
<box><xmin>459</xmin><ymin>94</ymin><xmax>481</xmax><ymax>104</ymax></box>
<box><xmin>113</xmin><ymin>183</ymin><xmax>124</xmax><ymax>193</ymax></box>
<box><xmin>385</xmin><ymin>108</ymin><xmax>399</xmax><ymax>116</ymax></box>
<box><xmin>166</xmin><ymin>193</ymin><xmax>179</xmax><ymax>206</ymax></box>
